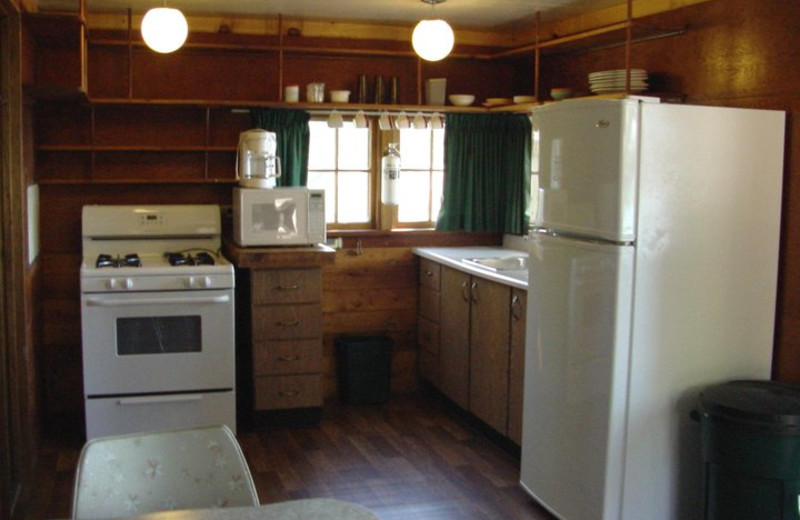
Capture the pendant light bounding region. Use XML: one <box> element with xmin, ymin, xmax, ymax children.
<box><xmin>412</xmin><ymin>0</ymin><xmax>454</xmax><ymax>62</ymax></box>
<box><xmin>141</xmin><ymin>3</ymin><xmax>188</xmax><ymax>53</ymax></box>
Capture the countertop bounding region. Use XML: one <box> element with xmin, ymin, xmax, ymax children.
<box><xmin>413</xmin><ymin>246</ymin><xmax>528</xmax><ymax>290</ymax></box>
<box><xmin>222</xmin><ymin>240</ymin><xmax>336</xmax><ymax>269</ymax></box>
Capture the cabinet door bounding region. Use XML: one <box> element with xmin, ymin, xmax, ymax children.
<box><xmin>469</xmin><ymin>278</ymin><xmax>511</xmax><ymax>434</ymax></box>
<box><xmin>508</xmin><ymin>289</ymin><xmax>527</xmax><ymax>444</ymax></box>
<box><xmin>439</xmin><ymin>267</ymin><xmax>471</xmax><ymax>409</ymax></box>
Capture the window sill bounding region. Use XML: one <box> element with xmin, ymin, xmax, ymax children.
<box><xmin>326</xmin><ymin>229</ymin><xmax>503</xmax><ymax>249</ymax></box>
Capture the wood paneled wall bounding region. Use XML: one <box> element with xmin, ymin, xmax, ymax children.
<box><xmin>540</xmin><ymin>0</ymin><xmax>800</xmax><ymax>381</ymax></box>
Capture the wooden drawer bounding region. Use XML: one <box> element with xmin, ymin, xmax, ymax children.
<box><xmin>419</xmin><ymin>284</ymin><xmax>440</xmax><ymax>322</ymax></box>
<box><xmin>252</xmin><ymin>268</ymin><xmax>321</xmax><ymax>305</ymax></box>
<box><xmin>254</xmin><ymin>375</ymin><xmax>322</xmax><ymax>410</ymax></box>
<box><xmin>419</xmin><ymin>258</ymin><xmax>441</xmax><ymax>291</ymax></box>
<box><xmin>253</xmin><ymin>339</ymin><xmax>322</xmax><ymax>376</ymax></box>
<box><xmin>417</xmin><ymin>315</ymin><xmax>440</xmax><ymax>356</ymax></box>
<box><xmin>252</xmin><ymin>303</ymin><xmax>322</xmax><ymax>340</ymax></box>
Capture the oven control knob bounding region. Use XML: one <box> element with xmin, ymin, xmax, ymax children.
<box><xmin>107</xmin><ymin>278</ymin><xmax>134</xmax><ymax>290</ymax></box>
<box><xmin>185</xmin><ymin>276</ymin><xmax>212</xmax><ymax>289</ymax></box>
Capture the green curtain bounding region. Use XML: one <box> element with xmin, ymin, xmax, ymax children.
<box><xmin>250</xmin><ymin>108</ymin><xmax>310</xmax><ymax>186</ymax></box>
<box><xmin>436</xmin><ymin>113</ymin><xmax>531</xmax><ymax>234</ymax></box>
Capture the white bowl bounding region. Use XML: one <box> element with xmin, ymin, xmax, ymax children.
<box><xmin>330</xmin><ymin>90</ymin><xmax>350</xmax><ymax>103</ymax></box>
<box><xmin>513</xmin><ymin>95</ymin><xmax>537</xmax><ymax>104</ymax></box>
<box><xmin>448</xmin><ymin>94</ymin><xmax>475</xmax><ymax>106</ymax></box>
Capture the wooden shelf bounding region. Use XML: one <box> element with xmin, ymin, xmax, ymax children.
<box><xmin>37</xmin><ymin>145</ymin><xmax>235</xmax><ymax>152</ymax></box>
<box><xmin>36</xmin><ymin>178</ymin><xmax>238</xmax><ymax>185</ymax></box>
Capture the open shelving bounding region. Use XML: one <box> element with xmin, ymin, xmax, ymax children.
<box><xmin>29</xmin><ymin>0</ymin><xmax>686</xmax><ymax>185</ymax></box>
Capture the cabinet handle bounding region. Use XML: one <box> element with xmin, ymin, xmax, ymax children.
<box><xmin>279</xmin><ymin>390</ymin><xmax>300</xmax><ymax>397</ymax></box>
<box><xmin>277</xmin><ymin>355</ymin><xmax>300</xmax><ymax>362</ymax></box>
<box><xmin>511</xmin><ymin>294</ymin><xmax>522</xmax><ymax>321</ymax></box>
<box><xmin>277</xmin><ymin>320</ymin><xmax>300</xmax><ymax>327</ymax></box>
<box><xmin>425</xmin><ymin>270</ymin><xmax>434</xmax><ymax>278</ymax></box>
<box><xmin>461</xmin><ymin>281</ymin><xmax>469</xmax><ymax>302</ymax></box>
<box><xmin>276</xmin><ymin>284</ymin><xmax>300</xmax><ymax>291</ymax></box>
<box><xmin>470</xmin><ymin>281</ymin><xmax>478</xmax><ymax>303</ymax></box>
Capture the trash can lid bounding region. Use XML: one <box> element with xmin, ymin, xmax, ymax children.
<box><xmin>700</xmin><ymin>380</ymin><xmax>800</xmax><ymax>429</ymax></box>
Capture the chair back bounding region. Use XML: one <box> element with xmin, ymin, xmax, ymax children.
<box><xmin>71</xmin><ymin>424</ymin><xmax>259</xmax><ymax>519</ymax></box>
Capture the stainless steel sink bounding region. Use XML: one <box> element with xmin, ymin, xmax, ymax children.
<box><xmin>463</xmin><ymin>256</ymin><xmax>528</xmax><ymax>272</ymax></box>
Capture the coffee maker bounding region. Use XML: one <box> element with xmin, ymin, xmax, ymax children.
<box><xmin>236</xmin><ymin>129</ymin><xmax>281</xmax><ymax>189</ymax></box>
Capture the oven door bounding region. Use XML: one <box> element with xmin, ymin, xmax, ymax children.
<box><xmin>81</xmin><ymin>289</ymin><xmax>234</xmax><ymax>396</ymax></box>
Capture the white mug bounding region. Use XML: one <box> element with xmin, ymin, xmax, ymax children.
<box><xmin>412</xmin><ymin>112</ymin><xmax>427</xmax><ymax>129</ymax></box>
<box><xmin>430</xmin><ymin>112</ymin><xmax>444</xmax><ymax>130</ymax></box>
<box><xmin>284</xmin><ymin>85</ymin><xmax>299</xmax><ymax>103</ymax></box>
<box><xmin>353</xmin><ymin>110</ymin><xmax>368</xmax><ymax>129</ymax></box>
<box><xmin>327</xmin><ymin>110</ymin><xmax>344</xmax><ymax>128</ymax></box>
<box><xmin>378</xmin><ymin>113</ymin><xmax>392</xmax><ymax>131</ymax></box>
<box><xmin>394</xmin><ymin>111</ymin><xmax>410</xmax><ymax>129</ymax></box>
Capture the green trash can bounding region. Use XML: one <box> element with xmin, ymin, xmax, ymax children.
<box><xmin>335</xmin><ymin>335</ymin><xmax>393</xmax><ymax>405</ymax></box>
<box><xmin>697</xmin><ymin>380</ymin><xmax>800</xmax><ymax>520</ymax></box>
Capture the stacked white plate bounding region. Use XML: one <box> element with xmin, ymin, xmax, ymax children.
<box><xmin>589</xmin><ymin>69</ymin><xmax>648</xmax><ymax>94</ymax></box>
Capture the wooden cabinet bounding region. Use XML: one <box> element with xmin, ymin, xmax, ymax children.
<box><xmin>251</xmin><ymin>268</ymin><xmax>324</xmax><ymax>411</ymax></box>
<box><xmin>439</xmin><ymin>267</ymin><xmax>471</xmax><ymax>410</ymax></box>
<box><xmin>417</xmin><ymin>258</ymin><xmax>441</xmax><ymax>385</ymax></box>
<box><xmin>507</xmin><ymin>288</ymin><xmax>527</xmax><ymax>444</ymax></box>
<box><xmin>417</xmin><ymin>259</ymin><xmax>527</xmax><ymax>442</ymax></box>
<box><xmin>469</xmin><ymin>276</ymin><xmax>511</xmax><ymax>434</ymax></box>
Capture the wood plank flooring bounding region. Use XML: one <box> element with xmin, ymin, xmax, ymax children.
<box><xmin>20</xmin><ymin>392</ymin><xmax>556</xmax><ymax>520</ymax></box>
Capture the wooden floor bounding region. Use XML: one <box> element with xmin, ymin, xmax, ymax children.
<box><xmin>21</xmin><ymin>392</ymin><xmax>557</xmax><ymax>520</ymax></box>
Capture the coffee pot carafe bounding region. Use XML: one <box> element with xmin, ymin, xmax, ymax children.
<box><xmin>236</xmin><ymin>129</ymin><xmax>282</xmax><ymax>189</ymax></box>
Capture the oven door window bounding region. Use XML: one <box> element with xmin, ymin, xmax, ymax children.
<box><xmin>117</xmin><ymin>316</ymin><xmax>202</xmax><ymax>355</ymax></box>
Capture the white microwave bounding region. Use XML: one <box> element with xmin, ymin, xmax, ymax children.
<box><xmin>233</xmin><ymin>187</ymin><xmax>326</xmax><ymax>247</ymax></box>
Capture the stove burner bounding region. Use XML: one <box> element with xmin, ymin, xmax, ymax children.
<box><xmin>96</xmin><ymin>254</ymin><xmax>142</xmax><ymax>268</ymax></box>
<box><xmin>165</xmin><ymin>252</ymin><xmax>216</xmax><ymax>267</ymax></box>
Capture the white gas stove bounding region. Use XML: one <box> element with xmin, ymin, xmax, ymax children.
<box><xmin>80</xmin><ymin>205</ymin><xmax>237</xmax><ymax>439</ymax></box>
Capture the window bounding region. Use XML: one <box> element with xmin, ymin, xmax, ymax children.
<box><xmin>307</xmin><ymin>116</ymin><xmax>444</xmax><ymax>230</ymax></box>
<box><xmin>396</xmin><ymin>127</ymin><xmax>444</xmax><ymax>227</ymax></box>
<box><xmin>307</xmin><ymin>120</ymin><xmax>371</xmax><ymax>226</ymax></box>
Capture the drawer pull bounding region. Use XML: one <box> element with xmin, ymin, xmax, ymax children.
<box><xmin>277</xmin><ymin>355</ymin><xmax>300</xmax><ymax>362</ymax></box>
<box><xmin>276</xmin><ymin>284</ymin><xmax>300</xmax><ymax>291</ymax></box>
<box><xmin>279</xmin><ymin>390</ymin><xmax>300</xmax><ymax>397</ymax></box>
<box><xmin>425</xmin><ymin>270</ymin><xmax>434</xmax><ymax>278</ymax></box>
<box><xmin>277</xmin><ymin>320</ymin><xmax>300</xmax><ymax>327</ymax></box>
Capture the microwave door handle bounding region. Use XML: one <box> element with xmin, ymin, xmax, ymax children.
<box><xmin>84</xmin><ymin>295</ymin><xmax>231</xmax><ymax>307</ymax></box>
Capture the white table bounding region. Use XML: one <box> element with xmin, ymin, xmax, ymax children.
<box><xmin>117</xmin><ymin>499</ymin><xmax>379</xmax><ymax>520</ymax></box>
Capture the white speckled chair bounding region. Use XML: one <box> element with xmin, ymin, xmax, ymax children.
<box><xmin>71</xmin><ymin>425</ymin><xmax>259</xmax><ymax>519</ymax></box>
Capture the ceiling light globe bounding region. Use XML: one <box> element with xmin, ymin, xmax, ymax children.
<box><xmin>412</xmin><ymin>19</ymin><xmax>454</xmax><ymax>61</ymax></box>
<box><xmin>141</xmin><ymin>7</ymin><xmax>188</xmax><ymax>53</ymax></box>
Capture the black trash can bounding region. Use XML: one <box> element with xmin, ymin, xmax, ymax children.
<box><xmin>335</xmin><ymin>335</ymin><xmax>393</xmax><ymax>405</ymax></box>
<box><xmin>697</xmin><ymin>380</ymin><xmax>800</xmax><ymax>520</ymax></box>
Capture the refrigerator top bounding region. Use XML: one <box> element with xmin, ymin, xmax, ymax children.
<box><xmin>531</xmin><ymin>97</ymin><xmax>644</xmax><ymax>243</ymax></box>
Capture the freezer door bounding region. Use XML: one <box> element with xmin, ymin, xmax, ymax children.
<box><xmin>532</xmin><ymin>99</ymin><xmax>640</xmax><ymax>242</ymax></box>
<box><xmin>520</xmin><ymin>232</ymin><xmax>634</xmax><ymax>520</ymax></box>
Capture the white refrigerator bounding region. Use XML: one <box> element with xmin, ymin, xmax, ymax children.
<box><xmin>520</xmin><ymin>98</ymin><xmax>785</xmax><ymax>520</ymax></box>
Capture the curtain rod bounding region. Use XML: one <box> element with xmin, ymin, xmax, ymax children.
<box><xmin>231</xmin><ymin>108</ymin><xmax>443</xmax><ymax>117</ymax></box>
